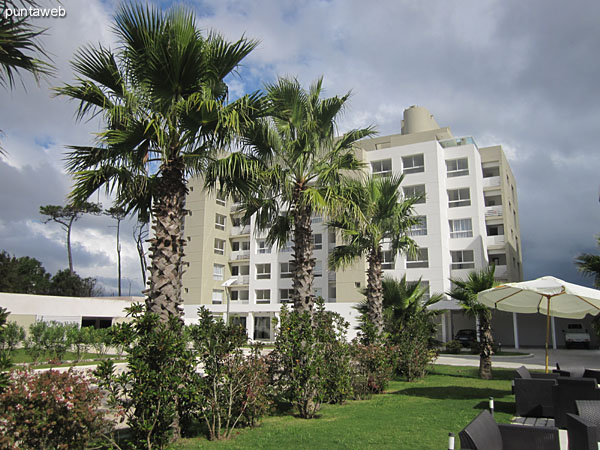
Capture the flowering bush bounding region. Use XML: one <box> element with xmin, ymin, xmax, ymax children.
<box><xmin>0</xmin><ymin>368</ymin><xmax>109</xmax><ymax>449</ymax></box>
<box><xmin>350</xmin><ymin>341</ymin><xmax>396</xmax><ymax>399</ymax></box>
<box><xmin>395</xmin><ymin>313</ymin><xmax>438</xmax><ymax>381</ymax></box>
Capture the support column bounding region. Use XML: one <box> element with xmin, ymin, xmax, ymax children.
<box><xmin>247</xmin><ymin>312</ymin><xmax>254</xmax><ymax>341</ymax></box>
<box><xmin>551</xmin><ymin>316</ymin><xmax>557</xmax><ymax>349</ymax></box>
<box><xmin>441</xmin><ymin>312</ymin><xmax>447</xmax><ymax>342</ymax></box>
<box><xmin>512</xmin><ymin>312</ymin><xmax>519</xmax><ymax>349</ymax></box>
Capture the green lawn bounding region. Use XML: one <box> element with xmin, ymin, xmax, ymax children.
<box><xmin>171</xmin><ymin>365</ymin><xmax>516</xmax><ymax>450</ymax></box>
<box><xmin>10</xmin><ymin>348</ymin><xmax>121</xmax><ymax>365</ymax></box>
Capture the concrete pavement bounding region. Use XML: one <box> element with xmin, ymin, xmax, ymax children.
<box><xmin>436</xmin><ymin>347</ymin><xmax>600</xmax><ymax>371</ymax></box>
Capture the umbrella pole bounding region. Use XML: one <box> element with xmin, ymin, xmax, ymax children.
<box><xmin>545</xmin><ymin>299</ymin><xmax>550</xmax><ymax>373</ymax></box>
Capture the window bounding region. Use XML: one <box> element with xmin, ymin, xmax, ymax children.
<box><xmin>212</xmin><ymin>289</ymin><xmax>223</xmax><ymax>304</ymax></box>
<box><xmin>311</xmin><ymin>215</ymin><xmax>323</xmax><ymax>224</ymax></box>
<box><xmin>256</xmin><ymin>263</ymin><xmax>271</xmax><ymax>280</ymax></box>
<box><xmin>449</xmin><ymin>218</ymin><xmax>473</xmax><ymax>238</ymax></box>
<box><xmin>408</xmin><ymin>216</ymin><xmax>427</xmax><ymax>236</ymax></box>
<box><xmin>371</xmin><ymin>159</ymin><xmax>392</xmax><ymax>177</ymax></box>
<box><xmin>451</xmin><ymin>250</ymin><xmax>475</xmax><ymax>270</ymax></box>
<box><xmin>255</xmin><ymin>289</ymin><xmax>271</xmax><ymax>304</ymax></box>
<box><xmin>257</xmin><ymin>239</ymin><xmax>271</xmax><ymax>254</ymax></box>
<box><xmin>216</xmin><ymin>191</ymin><xmax>226</xmax><ymax>206</ymax></box>
<box><xmin>281</xmin><ymin>240</ymin><xmax>293</xmax><ymax>253</ymax></box>
<box><xmin>312</xmin><ymin>234</ymin><xmax>322</xmax><ymax>250</ymax></box>
<box><xmin>280</xmin><ymin>262</ymin><xmax>294</xmax><ymax>278</ymax></box>
<box><xmin>231</xmin><ymin>289</ymin><xmax>249</xmax><ymax>301</ymax></box>
<box><xmin>314</xmin><ymin>261</ymin><xmax>322</xmax><ymax>277</ymax></box>
<box><xmin>231</xmin><ymin>265</ymin><xmax>249</xmax><ymax>276</ymax></box>
<box><xmin>407</xmin><ymin>248</ymin><xmax>429</xmax><ymax>268</ymax></box>
<box><xmin>230</xmin><ymin>315</ymin><xmax>246</xmax><ymax>330</ymax></box>
<box><xmin>215</xmin><ymin>213</ymin><xmax>226</xmax><ymax>230</ymax></box>
<box><xmin>232</xmin><ymin>216</ymin><xmax>249</xmax><ymax>227</ymax></box>
<box><xmin>214</xmin><ymin>238</ymin><xmax>225</xmax><ymax>255</ymax></box>
<box><xmin>382</xmin><ymin>250</ymin><xmax>395</xmax><ymax>270</ymax></box>
<box><xmin>279</xmin><ymin>288</ymin><xmax>293</xmax><ymax>304</ymax></box>
<box><xmin>254</xmin><ymin>316</ymin><xmax>271</xmax><ymax>340</ymax></box>
<box><xmin>446</xmin><ymin>158</ymin><xmax>469</xmax><ymax>177</ymax></box>
<box><xmin>448</xmin><ymin>188</ymin><xmax>471</xmax><ymax>208</ymax></box>
<box><xmin>213</xmin><ymin>264</ymin><xmax>224</xmax><ymax>281</ymax></box>
<box><xmin>232</xmin><ymin>241</ymin><xmax>250</xmax><ymax>252</ymax></box>
<box><xmin>408</xmin><ymin>280</ymin><xmax>430</xmax><ymax>301</ymax></box>
<box><xmin>403</xmin><ymin>184</ymin><xmax>426</xmax><ymax>204</ymax></box>
<box><xmin>402</xmin><ymin>154</ymin><xmax>424</xmax><ymax>174</ymax></box>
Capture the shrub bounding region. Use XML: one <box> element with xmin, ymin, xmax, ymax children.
<box><xmin>0</xmin><ymin>307</ymin><xmax>12</xmax><ymax>393</ymax></box>
<box><xmin>445</xmin><ymin>340</ymin><xmax>463</xmax><ymax>354</ymax></box>
<box><xmin>25</xmin><ymin>321</ymin><xmax>48</xmax><ymax>363</ymax></box>
<box><xmin>94</xmin><ymin>303</ymin><xmax>195</xmax><ymax>449</ymax></box>
<box><xmin>188</xmin><ymin>308</ymin><xmax>270</xmax><ymax>440</ymax></box>
<box><xmin>349</xmin><ymin>341</ymin><xmax>396</xmax><ymax>399</ymax></box>
<box><xmin>396</xmin><ymin>313</ymin><xmax>438</xmax><ymax>381</ymax></box>
<box><xmin>0</xmin><ymin>368</ymin><xmax>109</xmax><ymax>449</ymax></box>
<box><xmin>89</xmin><ymin>327</ymin><xmax>111</xmax><ymax>359</ymax></box>
<box><xmin>44</xmin><ymin>322</ymin><xmax>72</xmax><ymax>361</ymax></box>
<box><xmin>68</xmin><ymin>325</ymin><xmax>94</xmax><ymax>362</ymax></box>
<box><xmin>0</xmin><ymin>321</ymin><xmax>25</xmax><ymax>356</ymax></box>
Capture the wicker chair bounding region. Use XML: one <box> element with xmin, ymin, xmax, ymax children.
<box><xmin>554</xmin><ymin>363</ymin><xmax>586</xmax><ymax>378</ymax></box>
<box><xmin>514</xmin><ymin>377</ymin><xmax>556</xmax><ymax>417</ymax></box>
<box><xmin>459</xmin><ymin>410</ymin><xmax>560</xmax><ymax>450</ymax></box>
<box><xmin>552</xmin><ymin>377</ymin><xmax>600</xmax><ymax>428</ymax></box>
<box><xmin>566</xmin><ymin>400</ymin><xmax>600</xmax><ymax>450</ymax></box>
<box><xmin>515</xmin><ymin>365</ymin><xmax>560</xmax><ymax>380</ymax></box>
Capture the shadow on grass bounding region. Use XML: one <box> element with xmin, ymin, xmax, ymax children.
<box><xmin>474</xmin><ymin>399</ymin><xmax>515</xmax><ymax>414</ymax></box>
<box><xmin>428</xmin><ymin>366</ymin><xmax>516</xmax><ymax>381</ymax></box>
<box><xmin>392</xmin><ymin>386</ymin><xmax>510</xmax><ymax>401</ymax></box>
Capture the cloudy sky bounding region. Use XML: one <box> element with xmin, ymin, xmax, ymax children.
<box><xmin>1</xmin><ymin>0</ymin><xmax>599</xmax><ymax>296</ymax></box>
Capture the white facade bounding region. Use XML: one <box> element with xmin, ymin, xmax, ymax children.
<box><xmin>182</xmin><ymin>106</ymin><xmax>523</xmax><ymax>342</ymax></box>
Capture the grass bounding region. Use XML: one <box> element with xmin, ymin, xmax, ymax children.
<box><xmin>10</xmin><ymin>348</ymin><xmax>122</xmax><ymax>366</ymax></box>
<box><xmin>170</xmin><ymin>365</ymin><xmax>516</xmax><ymax>450</ymax></box>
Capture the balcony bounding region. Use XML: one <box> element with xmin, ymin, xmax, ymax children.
<box><xmin>328</xmin><ymin>271</ymin><xmax>336</xmax><ymax>282</ymax></box>
<box><xmin>486</xmin><ymin>235</ymin><xmax>506</xmax><ymax>247</ymax></box>
<box><xmin>485</xmin><ymin>205</ymin><xmax>503</xmax><ymax>217</ymax></box>
<box><xmin>230</xmin><ymin>251</ymin><xmax>250</xmax><ymax>261</ymax></box>
<box><xmin>494</xmin><ymin>265</ymin><xmax>508</xmax><ymax>279</ymax></box>
<box><xmin>233</xmin><ymin>275</ymin><xmax>250</xmax><ymax>285</ymax></box>
<box><xmin>231</xmin><ymin>225</ymin><xmax>250</xmax><ymax>236</ymax></box>
<box><xmin>483</xmin><ymin>176</ymin><xmax>501</xmax><ymax>188</ymax></box>
<box><xmin>439</xmin><ymin>136</ymin><xmax>478</xmax><ymax>149</ymax></box>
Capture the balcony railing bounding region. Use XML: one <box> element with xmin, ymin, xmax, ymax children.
<box><xmin>483</xmin><ymin>176</ymin><xmax>501</xmax><ymax>188</ymax></box>
<box><xmin>494</xmin><ymin>265</ymin><xmax>508</xmax><ymax>278</ymax></box>
<box><xmin>486</xmin><ymin>235</ymin><xmax>506</xmax><ymax>247</ymax></box>
<box><xmin>230</xmin><ymin>251</ymin><xmax>250</xmax><ymax>261</ymax></box>
<box><xmin>231</xmin><ymin>225</ymin><xmax>250</xmax><ymax>236</ymax></box>
<box><xmin>439</xmin><ymin>136</ymin><xmax>478</xmax><ymax>149</ymax></box>
<box><xmin>485</xmin><ymin>205</ymin><xmax>503</xmax><ymax>217</ymax></box>
<box><xmin>233</xmin><ymin>275</ymin><xmax>250</xmax><ymax>285</ymax></box>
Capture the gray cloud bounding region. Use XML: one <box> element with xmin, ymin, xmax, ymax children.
<box><xmin>1</xmin><ymin>0</ymin><xmax>598</xmax><ymax>297</ymax></box>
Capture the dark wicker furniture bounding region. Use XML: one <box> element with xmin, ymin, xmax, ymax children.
<box><xmin>566</xmin><ymin>400</ymin><xmax>600</xmax><ymax>450</ymax></box>
<box><xmin>552</xmin><ymin>377</ymin><xmax>600</xmax><ymax>428</ymax></box>
<box><xmin>458</xmin><ymin>410</ymin><xmax>560</xmax><ymax>450</ymax></box>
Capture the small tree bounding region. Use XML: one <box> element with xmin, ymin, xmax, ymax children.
<box><xmin>40</xmin><ymin>203</ymin><xmax>102</xmax><ymax>273</ymax></box>
<box><xmin>448</xmin><ymin>266</ymin><xmax>496</xmax><ymax>380</ymax></box>
<box><xmin>0</xmin><ymin>308</ymin><xmax>13</xmax><ymax>392</ymax></box>
<box><xmin>0</xmin><ymin>321</ymin><xmax>25</xmax><ymax>355</ymax></box>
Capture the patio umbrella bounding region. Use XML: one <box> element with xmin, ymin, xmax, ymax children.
<box><xmin>477</xmin><ymin>276</ymin><xmax>600</xmax><ymax>372</ymax></box>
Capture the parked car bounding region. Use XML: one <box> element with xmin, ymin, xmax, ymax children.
<box><xmin>563</xmin><ymin>323</ymin><xmax>591</xmax><ymax>349</ymax></box>
<box><xmin>455</xmin><ymin>329</ymin><xmax>477</xmax><ymax>347</ymax></box>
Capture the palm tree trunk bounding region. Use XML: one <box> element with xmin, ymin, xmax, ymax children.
<box><xmin>478</xmin><ymin>310</ymin><xmax>493</xmax><ymax>380</ymax></box>
<box><xmin>67</xmin><ymin>216</ymin><xmax>75</xmax><ymax>274</ymax></box>
<box><xmin>116</xmin><ymin>217</ymin><xmax>122</xmax><ymax>296</ymax></box>
<box><xmin>291</xmin><ymin>199</ymin><xmax>315</xmax><ymax>314</ymax></box>
<box><xmin>145</xmin><ymin>159</ymin><xmax>187</xmax><ymax>322</ymax></box>
<box><xmin>366</xmin><ymin>247</ymin><xmax>384</xmax><ymax>340</ymax></box>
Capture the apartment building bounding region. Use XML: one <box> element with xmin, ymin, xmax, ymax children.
<box><xmin>182</xmin><ymin>105</ymin><xmax>523</xmax><ymax>342</ymax></box>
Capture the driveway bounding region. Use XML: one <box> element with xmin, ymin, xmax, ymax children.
<box><xmin>436</xmin><ymin>347</ymin><xmax>600</xmax><ymax>371</ymax></box>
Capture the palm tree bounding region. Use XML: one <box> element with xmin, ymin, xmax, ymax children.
<box><xmin>207</xmin><ymin>76</ymin><xmax>375</xmax><ymax>313</ymax></box>
<box><xmin>575</xmin><ymin>236</ymin><xmax>600</xmax><ymax>288</ymax></box>
<box><xmin>0</xmin><ymin>0</ymin><xmax>53</xmax><ymax>89</ymax></box>
<box><xmin>56</xmin><ymin>4</ymin><xmax>261</xmax><ymax>321</ymax></box>
<box><xmin>329</xmin><ymin>174</ymin><xmax>420</xmax><ymax>341</ymax></box>
<box><xmin>448</xmin><ymin>266</ymin><xmax>496</xmax><ymax>379</ymax></box>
